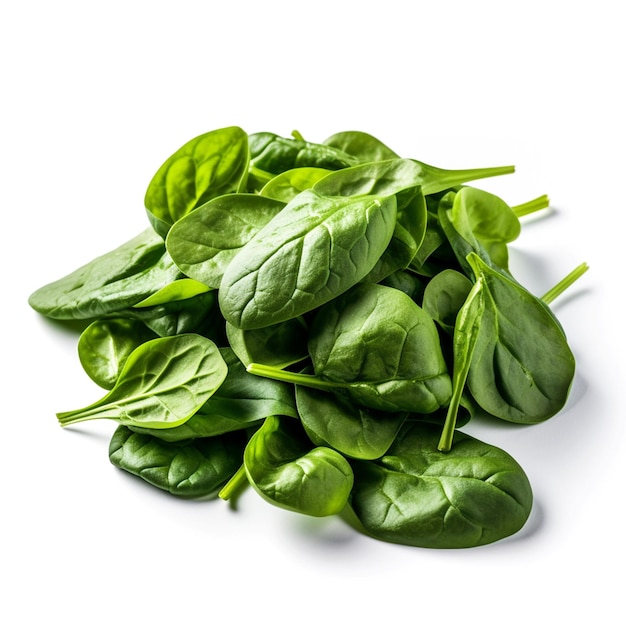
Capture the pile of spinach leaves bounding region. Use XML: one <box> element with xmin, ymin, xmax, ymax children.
<box><xmin>29</xmin><ymin>126</ymin><xmax>588</xmax><ymax>549</ymax></box>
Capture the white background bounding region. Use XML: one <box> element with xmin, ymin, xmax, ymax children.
<box><xmin>2</xmin><ymin>1</ymin><xmax>624</xmax><ymax>624</ymax></box>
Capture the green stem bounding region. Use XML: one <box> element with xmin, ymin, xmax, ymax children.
<box><xmin>437</xmin><ymin>374</ymin><xmax>467</xmax><ymax>453</ymax></box>
<box><xmin>541</xmin><ymin>262</ymin><xmax>589</xmax><ymax>305</ymax></box>
<box><xmin>422</xmin><ymin>163</ymin><xmax>515</xmax><ymax>195</ymax></box>
<box><xmin>246</xmin><ymin>363</ymin><xmax>342</xmax><ymax>392</ymax></box>
<box><xmin>512</xmin><ymin>194</ymin><xmax>550</xmax><ymax>218</ymax></box>
<box><xmin>56</xmin><ymin>409</ymin><xmax>109</xmax><ymax>427</ymax></box>
<box><xmin>437</xmin><ymin>277</ymin><xmax>485</xmax><ymax>452</ymax></box>
<box><xmin>218</xmin><ymin>465</ymin><xmax>248</xmax><ymax>501</ymax></box>
<box><xmin>291</xmin><ymin>129</ymin><xmax>305</xmax><ymax>142</ymax></box>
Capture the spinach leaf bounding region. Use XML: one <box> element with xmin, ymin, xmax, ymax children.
<box><xmin>243</xmin><ymin>415</ymin><xmax>354</xmax><ymax>517</ymax></box>
<box><xmin>131</xmin><ymin>278</ymin><xmax>211</xmax><ymax>307</ymax></box>
<box><xmin>28</xmin><ymin>228</ymin><xmax>182</xmax><ymax>320</ymax></box>
<box><xmin>422</xmin><ymin>268</ymin><xmax>474</xmax><ymax>335</ymax></box>
<box><xmin>145</xmin><ymin>126</ymin><xmax>249</xmax><ymax>237</ymax></box>
<box><xmin>322</xmin><ymin>130</ymin><xmax>400</xmax><ymax>162</ymax></box>
<box><xmin>78</xmin><ymin>318</ymin><xmax>158</xmax><ymax>389</ymax></box>
<box><xmin>295</xmin><ymin>384</ymin><xmax>408</xmax><ymax>460</ymax></box>
<box><xmin>218</xmin><ymin>189</ymin><xmax>397</xmax><ymax>329</ymax></box>
<box><xmin>379</xmin><ymin>269</ymin><xmax>427</xmax><ymax>303</ymax></box>
<box><xmin>437</xmin><ymin>273</ymin><xmax>486</xmax><ymax>451</ymax></box>
<box><xmin>349</xmin><ymin>422</ymin><xmax>533</xmax><ymax>548</ymax></box>
<box><xmin>248</xmin><ymin>283</ymin><xmax>452</xmax><ymax>414</ymax></box>
<box><xmin>57</xmin><ymin>334</ymin><xmax>228</xmax><ymax>429</ymax></box>
<box><xmin>129</xmin><ymin>347</ymin><xmax>297</xmax><ymax>441</ymax></box>
<box><xmin>259</xmin><ymin>167</ymin><xmax>331</xmax><ymax>202</ymax></box>
<box><xmin>314</xmin><ymin>162</ymin><xmax>428</xmax><ymax>282</ymax></box>
<box><xmin>248</xmin><ymin>131</ymin><xmax>358</xmax><ymax>176</ymax></box>
<box><xmin>464</xmin><ymin>253</ymin><xmax>576</xmax><ymax>423</ymax></box>
<box><xmin>313</xmin><ymin>156</ymin><xmax>514</xmax><ymax>198</ymax></box>
<box><xmin>109</xmin><ymin>426</ymin><xmax>246</xmax><ymax>498</ymax></box>
<box><xmin>308</xmin><ymin>283</ymin><xmax>451</xmax><ymax>413</ymax></box>
<box><xmin>121</xmin><ymin>290</ymin><xmax>220</xmax><ymax>338</ymax></box>
<box><xmin>225</xmin><ymin>317</ymin><xmax>309</xmax><ymax>369</ymax></box>
<box><xmin>166</xmin><ymin>193</ymin><xmax>285</xmax><ymax>288</ymax></box>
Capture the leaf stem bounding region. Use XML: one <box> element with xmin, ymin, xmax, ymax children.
<box><xmin>218</xmin><ymin>465</ymin><xmax>248</xmax><ymax>501</ymax></box>
<box><xmin>247</xmin><ymin>363</ymin><xmax>342</xmax><ymax>391</ymax></box>
<box><xmin>437</xmin><ymin>276</ymin><xmax>485</xmax><ymax>452</ymax></box>
<box><xmin>541</xmin><ymin>262</ymin><xmax>589</xmax><ymax>305</ymax></box>
<box><xmin>512</xmin><ymin>194</ymin><xmax>550</xmax><ymax>218</ymax></box>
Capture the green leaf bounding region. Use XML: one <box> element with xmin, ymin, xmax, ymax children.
<box><xmin>109</xmin><ymin>426</ymin><xmax>246</xmax><ymax>498</ymax></box>
<box><xmin>166</xmin><ymin>193</ymin><xmax>285</xmax><ymax>288</ymax></box>
<box><xmin>422</xmin><ymin>268</ymin><xmax>474</xmax><ymax>335</ymax></box>
<box><xmin>129</xmin><ymin>348</ymin><xmax>297</xmax><ymax>441</ymax></box>
<box><xmin>132</xmin><ymin>278</ymin><xmax>211</xmax><ymax>308</ymax></box>
<box><xmin>57</xmin><ymin>334</ymin><xmax>228</xmax><ymax>429</ymax></box>
<box><xmin>350</xmin><ymin>422</ymin><xmax>533</xmax><ymax>548</ymax></box>
<box><xmin>218</xmin><ymin>189</ymin><xmax>397</xmax><ymax>329</ymax></box>
<box><xmin>322</xmin><ymin>130</ymin><xmax>400</xmax><ymax>162</ymax></box>
<box><xmin>308</xmin><ymin>283</ymin><xmax>451</xmax><ymax>413</ymax></box>
<box><xmin>295</xmin><ymin>384</ymin><xmax>408</xmax><ymax>460</ymax></box>
<box><xmin>145</xmin><ymin>126</ymin><xmax>249</xmax><ymax>236</ymax></box>
<box><xmin>244</xmin><ymin>415</ymin><xmax>354</xmax><ymax>517</ymax></box>
<box><xmin>465</xmin><ymin>253</ymin><xmax>576</xmax><ymax>423</ymax></box>
<box><xmin>225</xmin><ymin>317</ymin><xmax>309</xmax><ymax>369</ymax></box>
<box><xmin>28</xmin><ymin>228</ymin><xmax>181</xmax><ymax>320</ymax></box>
<box><xmin>259</xmin><ymin>167</ymin><xmax>331</xmax><ymax>202</ymax></box>
<box><xmin>78</xmin><ymin>318</ymin><xmax>158</xmax><ymax>389</ymax></box>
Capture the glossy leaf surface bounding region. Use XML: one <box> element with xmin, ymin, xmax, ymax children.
<box><xmin>57</xmin><ymin>334</ymin><xmax>228</xmax><ymax>429</ymax></box>
<box><xmin>219</xmin><ymin>189</ymin><xmax>397</xmax><ymax>329</ymax></box>
<box><xmin>145</xmin><ymin>126</ymin><xmax>249</xmax><ymax>236</ymax></box>
<box><xmin>129</xmin><ymin>347</ymin><xmax>297</xmax><ymax>441</ymax></box>
<box><xmin>259</xmin><ymin>167</ymin><xmax>331</xmax><ymax>202</ymax></box>
<box><xmin>166</xmin><ymin>193</ymin><xmax>285</xmax><ymax>288</ymax></box>
<box><xmin>78</xmin><ymin>318</ymin><xmax>157</xmax><ymax>389</ymax></box>
<box><xmin>225</xmin><ymin>318</ymin><xmax>309</xmax><ymax>369</ymax></box>
<box><xmin>295</xmin><ymin>384</ymin><xmax>408</xmax><ymax>460</ymax></box>
<box><xmin>350</xmin><ymin>422</ymin><xmax>533</xmax><ymax>548</ymax></box>
<box><xmin>322</xmin><ymin>130</ymin><xmax>399</xmax><ymax>162</ymax></box>
<box><xmin>244</xmin><ymin>415</ymin><xmax>354</xmax><ymax>517</ymax></box>
<box><xmin>308</xmin><ymin>283</ymin><xmax>451</xmax><ymax>413</ymax></box>
<box><xmin>28</xmin><ymin>228</ymin><xmax>181</xmax><ymax>320</ymax></box>
<box><xmin>465</xmin><ymin>254</ymin><xmax>576</xmax><ymax>423</ymax></box>
<box><xmin>110</xmin><ymin>426</ymin><xmax>246</xmax><ymax>498</ymax></box>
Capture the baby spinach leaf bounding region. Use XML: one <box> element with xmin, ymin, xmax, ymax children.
<box><xmin>145</xmin><ymin>126</ymin><xmax>249</xmax><ymax>237</ymax></box>
<box><xmin>28</xmin><ymin>228</ymin><xmax>182</xmax><ymax>320</ymax></box>
<box><xmin>464</xmin><ymin>253</ymin><xmax>576</xmax><ymax>423</ymax></box>
<box><xmin>78</xmin><ymin>318</ymin><xmax>158</xmax><ymax>389</ymax></box>
<box><xmin>422</xmin><ymin>268</ymin><xmax>474</xmax><ymax>335</ymax></box>
<box><xmin>166</xmin><ymin>193</ymin><xmax>285</xmax><ymax>288</ymax></box>
<box><xmin>109</xmin><ymin>426</ymin><xmax>246</xmax><ymax>498</ymax></box>
<box><xmin>322</xmin><ymin>130</ymin><xmax>400</xmax><ymax>162</ymax></box>
<box><xmin>438</xmin><ymin>187</ymin><xmax>521</xmax><ymax>272</ymax></box>
<box><xmin>313</xmin><ymin>156</ymin><xmax>514</xmax><ymax>199</ymax></box>
<box><xmin>121</xmin><ymin>290</ymin><xmax>219</xmax><ymax>338</ymax></box>
<box><xmin>218</xmin><ymin>189</ymin><xmax>397</xmax><ymax>329</ymax></box>
<box><xmin>225</xmin><ymin>317</ymin><xmax>309</xmax><ymax>369</ymax></box>
<box><xmin>243</xmin><ymin>415</ymin><xmax>354</xmax><ymax>517</ymax></box>
<box><xmin>259</xmin><ymin>167</ymin><xmax>331</xmax><ymax>202</ymax></box>
<box><xmin>308</xmin><ymin>283</ymin><xmax>451</xmax><ymax>413</ymax></box>
<box><xmin>379</xmin><ymin>269</ymin><xmax>427</xmax><ymax>303</ymax></box>
<box><xmin>131</xmin><ymin>278</ymin><xmax>211</xmax><ymax>307</ymax></box>
<box><xmin>248</xmin><ymin>283</ymin><xmax>452</xmax><ymax>414</ymax></box>
<box><xmin>295</xmin><ymin>384</ymin><xmax>408</xmax><ymax>460</ymax></box>
<box><xmin>129</xmin><ymin>347</ymin><xmax>297</xmax><ymax>441</ymax></box>
<box><xmin>248</xmin><ymin>131</ymin><xmax>359</xmax><ymax>175</ymax></box>
<box><xmin>437</xmin><ymin>273</ymin><xmax>486</xmax><ymax>451</ymax></box>
<box><xmin>349</xmin><ymin>422</ymin><xmax>533</xmax><ymax>548</ymax></box>
<box><xmin>57</xmin><ymin>334</ymin><xmax>228</xmax><ymax>429</ymax></box>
